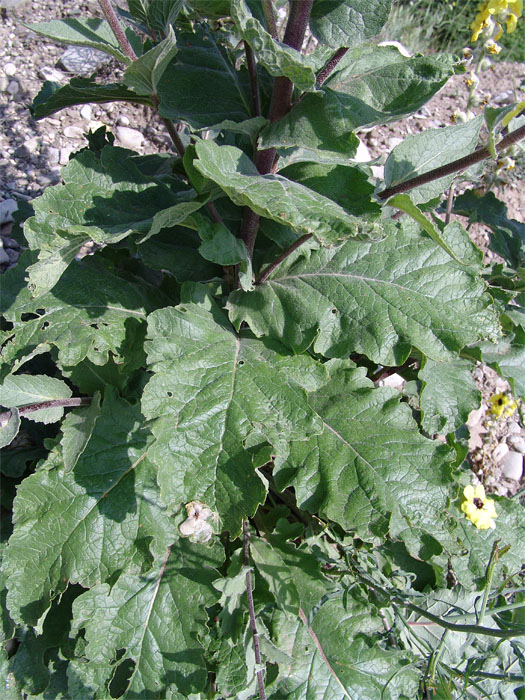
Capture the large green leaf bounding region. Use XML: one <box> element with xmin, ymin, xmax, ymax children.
<box><xmin>193</xmin><ymin>141</ymin><xmax>381</xmax><ymax>245</ymax></box>
<box><xmin>24</xmin><ymin>146</ymin><xmax>202</xmax><ymax>294</ymax></box>
<box><xmin>142</xmin><ymin>296</ymin><xmax>323</xmax><ymax>534</ymax></box>
<box><xmin>123</xmin><ymin>26</ymin><xmax>178</xmax><ymax>95</ymax></box>
<box><xmin>26</xmin><ymin>18</ymin><xmax>129</xmax><ymax>63</ymax></box>
<box><xmin>3</xmin><ymin>390</ymin><xmax>175</xmax><ymax>626</ymax></box>
<box><xmin>61</xmin><ymin>392</ymin><xmax>102</xmax><ymax>471</ymax></box>
<box><xmin>0</xmin><ymin>374</ymin><xmax>72</xmax><ymax>424</ymax></box>
<box><xmin>259</xmin><ymin>46</ymin><xmax>456</xmax><ymax>152</ymax></box>
<box><xmin>310</xmin><ymin>0</ymin><xmax>392</xmax><ymax>48</ymax></box>
<box><xmin>228</xmin><ymin>220</ymin><xmax>499</xmax><ymax>364</ymax></box>
<box><xmin>419</xmin><ymin>358</ymin><xmax>481</xmax><ymax>435</ymax></box>
<box><xmin>0</xmin><ymin>252</ymin><xmax>161</xmax><ymax>377</ymax></box>
<box><xmin>157</xmin><ymin>24</ymin><xmax>253</xmax><ymax>129</ymax></box>
<box><xmin>231</xmin><ymin>0</ymin><xmax>318</xmax><ymax>92</ymax></box>
<box><xmin>273</xmin><ymin>365</ymin><xmax>453</xmax><ymax>543</ymax></box>
<box><xmin>30</xmin><ymin>79</ymin><xmax>152</xmax><ymax>121</ymax></box>
<box><xmin>71</xmin><ymin>539</ymin><xmax>222</xmax><ymax>699</ymax></box>
<box><xmin>384</xmin><ymin>117</ymin><xmax>483</xmax><ymax>205</ymax></box>
<box><xmin>268</xmin><ymin>595</ymin><xmax>419</xmax><ymax>699</ymax></box>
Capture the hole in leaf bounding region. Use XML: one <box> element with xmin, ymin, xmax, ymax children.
<box><xmin>167</xmin><ymin>391</ymin><xmax>173</xmax><ymax>398</ymax></box>
<box><xmin>109</xmin><ymin>652</ymin><xmax>135</xmax><ymax>698</ymax></box>
<box><xmin>237</xmin><ymin>359</ymin><xmax>244</xmax><ymax>366</ymax></box>
<box><xmin>20</xmin><ymin>313</ymin><xmax>39</xmax><ymax>322</ymax></box>
<box><xmin>41</xmin><ymin>321</ymin><xmax>50</xmax><ymax>330</ymax></box>
<box><xmin>330</xmin><ymin>308</ymin><xmax>337</xmax><ymax>314</ymax></box>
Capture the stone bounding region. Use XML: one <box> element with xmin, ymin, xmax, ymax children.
<box><xmin>500</xmin><ymin>451</ymin><xmax>523</xmax><ymax>481</ymax></box>
<box><xmin>45</xmin><ymin>147</ymin><xmax>60</xmax><ymax>165</ymax></box>
<box><xmin>0</xmin><ymin>242</ymin><xmax>10</xmax><ymax>265</ymax></box>
<box><xmin>507</xmin><ymin>421</ymin><xmax>521</xmax><ymax>434</ymax></box>
<box><xmin>38</xmin><ymin>66</ymin><xmax>67</xmax><ymax>83</ymax></box>
<box><xmin>63</xmin><ymin>125</ymin><xmax>85</xmax><ymax>139</ymax></box>
<box><xmin>353</xmin><ymin>139</ymin><xmax>370</xmax><ymax>163</ymax></box>
<box><xmin>7</xmin><ymin>80</ymin><xmax>19</xmax><ymax>95</ymax></box>
<box><xmin>80</xmin><ymin>105</ymin><xmax>92</xmax><ymax>121</ymax></box>
<box><xmin>116</xmin><ymin>126</ymin><xmax>144</xmax><ymax>150</ymax></box>
<box><xmin>59</xmin><ymin>46</ymin><xmax>111</xmax><ymax>77</ymax></box>
<box><xmin>0</xmin><ymin>76</ymin><xmax>9</xmax><ymax>92</ymax></box>
<box><xmin>493</xmin><ymin>442</ymin><xmax>509</xmax><ymax>463</ymax></box>
<box><xmin>59</xmin><ymin>147</ymin><xmax>73</xmax><ymax>165</ymax></box>
<box><xmin>4</xmin><ymin>62</ymin><xmax>17</xmax><ymax>77</ymax></box>
<box><xmin>388</xmin><ymin>137</ymin><xmax>404</xmax><ymax>149</ymax></box>
<box><xmin>507</xmin><ymin>434</ymin><xmax>525</xmax><ymax>454</ymax></box>
<box><xmin>0</xmin><ymin>198</ymin><xmax>17</xmax><ymax>224</ymax></box>
<box><xmin>117</xmin><ymin>115</ymin><xmax>130</xmax><ymax>126</ymax></box>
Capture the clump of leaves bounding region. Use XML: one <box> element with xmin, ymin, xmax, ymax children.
<box><xmin>1</xmin><ymin>1</ymin><xmax>524</xmax><ymax>698</ymax></box>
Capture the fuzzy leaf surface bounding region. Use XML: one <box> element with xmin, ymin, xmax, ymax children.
<box><xmin>273</xmin><ymin>367</ymin><xmax>453</xmax><ymax>543</ymax></box>
<box><xmin>0</xmin><ymin>408</ymin><xmax>20</xmax><ymax>450</ymax></box>
<box><xmin>3</xmin><ymin>390</ymin><xmax>175</xmax><ymax>626</ymax></box>
<box><xmin>232</xmin><ymin>0</ymin><xmax>318</xmax><ymax>91</ymax></box>
<box><xmin>259</xmin><ymin>47</ymin><xmax>455</xmax><ymax>151</ymax></box>
<box><xmin>71</xmin><ymin>540</ymin><xmax>222</xmax><ymax>699</ymax></box>
<box><xmin>229</xmin><ymin>220</ymin><xmax>498</xmax><ymax>364</ymax></box>
<box><xmin>384</xmin><ymin>117</ymin><xmax>483</xmax><ymax>205</ymax></box>
<box><xmin>61</xmin><ymin>392</ymin><xmax>101</xmax><ymax>471</ymax></box>
<box><xmin>419</xmin><ymin>358</ymin><xmax>480</xmax><ymax>435</ymax></box>
<box><xmin>142</xmin><ymin>298</ymin><xmax>323</xmax><ymax>534</ymax></box>
<box><xmin>193</xmin><ymin>141</ymin><xmax>380</xmax><ymax>245</ymax></box>
<box><xmin>30</xmin><ymin>79</ymin><xmax>152</xmax><ymax>120</ymax></box>
<box><xmin>124</xmin><ymin>26</ymin><xmax>178</xmax><ymax>95</ymax></box>
<box><xmin>25</xmin><ymin>18</ymin><xmax>129</xmax><ymax>63</ymax></box>
<box><xmin>1</xmin><ymin>253</ymin><xmax>159</xmax><ymax>376</ymax></box>
<box><xmin>309</xmin><ymin>0</ymin><xmax>392</xmax><ymax>48</ymax></box>
<box><xmin>0</xmin><ymin>374</ymin><xmax>72</xmax><ymax>425</ymax></box>
<box><xmin>157</xmin><ymin>24</ymin><xmax>252</xmax><ymax>128</ymax></box>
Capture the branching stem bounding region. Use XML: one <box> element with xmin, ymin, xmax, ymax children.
<box><xmin>98</xmin><ymin>0</ymin><xmax>137</xmax><ymax>61</ymax></box>
<box><xmin>255</xmin><ymin>234</ymin><xmax>313</xmax><ymax>284</ymax></box>
<box><xmin>243</xmin><ymin>521</ymin><xmax>267</xmax><ymax>700</ymax></box>
<box><xmin>316</xmin><ymin>47</ymin><xmax>348</xmax><ymax>86</ymax></box>
<box><xmin>0</xmin><ymin>397</ymin><xmax>92</xmax><ymax>427</ymax></box>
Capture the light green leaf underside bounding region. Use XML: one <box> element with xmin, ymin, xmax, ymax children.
<box><xmin>142</xmin><ymin>299</ymin><xmax>323</xmax><ymax>534</ymax></box>
<box><xmin>25</xmin><ymin>18</ymin><xmax>129</xmax><ymax>63</ymax></box>
<box><xmin>0</xmin><ymin>374</ymin><xmax>71</xmax><ymax>425</ymax></box>
<box><xmin>309</xmin><ymin>0</ymin><xmax>392</xmax><ymax>49</ymax></box>
<box><xmin>232</xmin><ymin>0</ymin><xmax>318</xmax><ymax>92</ymax></box>
<box><xmin>1</xmin><ymin>253</ymin><xmax>158</xmax><ymax>377</ymax></box>
<box><xmin>4</xmin><ymin>390</ymin><xmax>176</xmax><ymax>627</ymax></box>
<box><xmin>384</xmin><ymin>117</ymin><xmax>483</xmax><ymax>205</ymax></box>
<box><xmin>0</xmin><ymin>407</ymin><xmax>20</xmax><ymax>450</ymax></box>
<box><xmin>193</xmin><ymin>141</ymin><xmax>381</xmax><ymax>246</ymax></box>
<box><xmin>420</xmin><ymin>358</ymin><xmax>480</xmax><ymax>435</ymax></box>
<box><xmin>274</xmin><ymin>366</ymin><xmax>453</xmax><ymax>542</ymax></box>
<box><xmin>124</xmin><ymin>25</ymin><xmax>178</xmax><ymax>95</ymax></box>
<box><xmin>259</xmin><ymin>47</ymin><xmax>456</xmax><ymax>152</ymax></box>
<box><xmin>61</xmin><ymin>391</ymin><xmax>102</xmax><ymax>471</ymax></box>
<box><xmin>228</xmin><ymin>219</ymin><xmax>499</xmax><ymax>364</ymax></box>
<box><xmin>71</xmin><ymin>539</ymin><xmax>222</xmax><ymax>699</ymax></box>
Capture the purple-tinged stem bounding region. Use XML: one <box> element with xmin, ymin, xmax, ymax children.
<box><xmin>98</xmin><ymin>0</ymin><xmax>137</xmax><ymax>61</ymax></box>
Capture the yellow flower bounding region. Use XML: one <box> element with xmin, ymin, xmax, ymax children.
<box><xmin>488</xmin><ymin>392</ymin><xmax>518</xmax><ymax>417</ymax></box>
<box><xmin>461</xmin><ymin>484</ymin><xmax>498</xmax><ymax>530</ymax></box>
<box><xmin>470</xmin><ymin>0</ymin><xmax>523</xmax><ymax>42</ymax></box>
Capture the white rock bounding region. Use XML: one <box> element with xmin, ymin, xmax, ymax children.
<box><xmin>507</xmin><ymin>434</ymin><xmax>525</xmax><ymax>454</ymax></box>
<box><xmin>0</xmin><ymin>198</ymin><xmax>17</xmax><ymax>224</ymax></box>
<box><xmin>4</xmin><ymin>62</ymin><xmax>17</xmax><ymax>77</ymax></box>
<box><xmin>46</xmin><ymin>147</ymin><xmax>60</xmax><ymax>165</ymax></box>
<box><xmin>117</xmin><ymin>115</ymin><xmax>130</xmax><ymax>126</ymax></box>
<box><xmin>501</xmin><ymin>451</ymin><xmax>523</xmax><ymax>481</ymax></box>
<box><xmin>59</xmin><ymin>147</ymin><xmax>73</xmax><ymax>165</ymax></box>
<box><xmin>388</xmin><ymin>137</ymin><xmax>404</xmax><ymax>149</ymax></box>
<box><xmin>38</xmin><ymin>66</ymin><xmax>67</xmax><ymax>83</ymax></box>
<box><xmin>353</xmin><ymin>139</ymin><xmax>371</xmax><ymax>163</ymax></box>
<box><xmin>493</xmin><ymin>442</ymin><xmax>509</xmax><ymax>463</ymax></box>
<box><xmin>7</xmin><ymin>80</ymin><xmax>19</xmax><ymax>95</ymax></box>
<box><xmin>378</xmin><ymin>373</ymin><xmax>406</xmax><ymax>389</ymax></box>
<box><xmin>80</xmin><ymin>105</ymin><xmax>92</xmax><ymax>121</ymax></box>
<box><xmin>508</xmin><ymin>421</ymin><xmax>521</xmax><ymax>434</ymax></box>
<box><xmin>87</xmin><ymin>120</ymin><xmax>106</xmax><ymax>132</ymax></box>
<box><xmin>63</xmin><ymin>125</ymin><xmax>85</xmax><ymax>139</ymax></box>
<box><xmin>116</xmin><ymin>126</ymin><xmax>144</xmax><ymax>150</ymax></box>
<box><xmin>0</xmin><ymin>76</ymin><xmax>9</xmax><ymax>92</ymax></box>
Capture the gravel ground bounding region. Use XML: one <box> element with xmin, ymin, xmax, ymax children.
<box><xmin>1</xmin><ymin>0</ymin><xmax>523</xmax><ymax>497</ymax></box>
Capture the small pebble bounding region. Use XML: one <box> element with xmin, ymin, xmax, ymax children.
<box><xmin>0</xmin><ymin>242</ymin><xmax>10</xmax><ymax>265</ymax></box>
<box><xmin>507</xmin><ymin>434</ymin><xmax>525</xmax><ymax>454</ymax></box>
<box><xmin>0</xmin><ymin>76</ymin><xmax>9</xmax><ymax>92</ymax></box>
<box><xmin>507</xmin><ymin>421</ymin><xmax>521</xmax><ymax>434</ymax></box>
<box><xmin>0</xmin><ymin>198</ymin><xmax>18</xmax><ymax>224</ymax></box>
<box><xmin>4</xmin><ymin>62</ymin><xmax>17</xmax><ymax>77</ymax></box>
<box><xmin>115</xmin><ymin>126</ymin><xmax>144</xmax><ymax>150</ymax></box>
<box><xmin>7</xmin><ymin>80</ymin><xmax>19</xmax><ymax>95</ymax></box>
<box><xmin>80</xmin><ymin>105</ymin><xmax>92</xmax><ymax>121</ymax></box>
<box><xmin>493</xmin><ymin>442</ymin><xmax>509</xmax><ymax>462</ymax></box>
<box><xmin>63</xmin><ymin>125</ymin><xmax>84</xmax><ymax>139</ymax></box>
<box><xmin>117</xmin><ymin>115</ymin><xmax>131</xmax><ymax>127</ymax></box>
<box><xmin>500</xmin><ymin>451</ymin><xmax>523</xmax><ymax>481</ymax></box>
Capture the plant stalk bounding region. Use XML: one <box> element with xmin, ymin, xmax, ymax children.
<box><xmin>0</xmin><ymin>397</ymin><xmax>92</xmax><ymax>426</ymax></box>
<box><xmin>262</xmin><ymin>0</ymin><xmax>278</xmax><ymax>39</ymax></box>
<box><xmin>98</xmin><ymin>0</ymin><xmax>137</xmax><ymax>61</ymax></box>
<box><xmin>245</xmin><ymin>42</ymin><xmax>262</xmax><ymax>117</ymax></box>
<box><xmin>378</xmin><ymin>124</ymin><xmax>525</xmax><ymax>201</ymax></box>
<box><xmin>316</xmin><ymin>47</ymin><xmax>348</xmax><ymax>87</ymax></box>
<box><xmin>243</xmin><ymin>521</ymin><xmax>267</xmax><ymax>700</ymax></box>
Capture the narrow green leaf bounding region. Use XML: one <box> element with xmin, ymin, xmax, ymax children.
<box><xmin>25</xmin><ymin>18</ymin><xmax>129</xmax><ymax>63</ymax></box>
<box><xmin>157</xmin><ymin>24</ymin><xmax>252</xmax><ymax>129</ymax></box>
<box><xmin>61</xmin><ymin>392</ymin><xmax>102</xmax><ymax>471</ymax></box>
<box><xmin>193</xmin><ymin>141</ymin><xmax>381</xmax><ymax>245</ymax></box>
<box><xmin>124</xmin><ymin>25</ymin><xmax>178</xmax><ymax>95</ymax></box>
<box><xmin>232</xmin><ymin>0</ymin><xmax>318</xmax><ymax>92</ymax></box>
<box><xmin>29</xmin><ymin>79</ymin><xmax>152</xmax><ymax>120</ymax></box>
<box><xmin>4</xmin><ymin>390</ymin><xmax>175</xmax><ymax>626</ymax></box>
<box><xmin>0</xmin><ymin>408</ymin><xmax>20</xmax><ymax>450</ymax></box>
<box><xmin>384</xmin><ymin>117</ymin><xmax>483</xmax><ymax>205</ymax></box>
<box><xmin>274</xmin><ymin>366</ymin><xmax>453</xmax><ymax>541</ymax></box>
<box><xmin>260</xmin><ymin>46</ymin><xmax>456</xmax><ymax>150</ymax></box>
<box><xmin>228</xmin><ymin>219</ymin><xmax>499</xmax><ymax>364</ymax></box>
<box><xmin>0</xmin><ymin>375</ymin><xmax>72</xmax><ymax>424</ymax></box>
<box><xmin>419</xmin><ymin>358</ymin><xmax>481</xmax><ymax>435</ymax></box>
<box><xmin>309</xmin><ymin>0</ymin><xmax>392</xmax><ymax>48</ymax></box>
<box><xmin>142</xmin><ymin>299</ymin><xmax>323</xmax><ymax>534</ymax></box>
<box><xmin>71</xmin><ymin>539</ymin><xmax>221</xmax><ymax>699</ymax></box>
